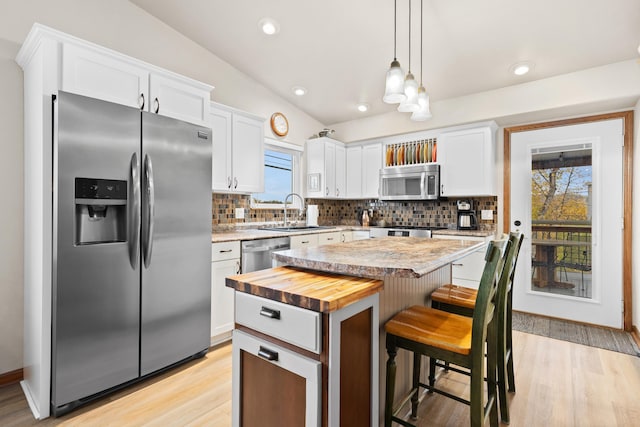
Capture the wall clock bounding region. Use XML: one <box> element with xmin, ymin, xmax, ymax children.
<box><xmin>270</xmin><ymin>112</ymin><xmax>289</xmax><ymax>137</ymax></box>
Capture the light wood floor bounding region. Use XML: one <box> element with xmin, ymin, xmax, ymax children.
<box><xmin>1</xmin><ymin>331</ymin><xmax>640</xmax><ymax>426</ymax></box>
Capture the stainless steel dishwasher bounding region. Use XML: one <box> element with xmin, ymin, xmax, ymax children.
<box><xmin>241</xmin><ymin>237</ymin><xmax>290</xmax><ymax>273</ymax></box>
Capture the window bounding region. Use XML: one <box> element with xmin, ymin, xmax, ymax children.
<box><xmin>251</xmin><ymin>139</ymin><xmax>302</xmax><ymax>209</ymax></box>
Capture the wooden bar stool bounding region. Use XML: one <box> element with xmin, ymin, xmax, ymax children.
<box><xmin>384</xmin><ymin>239</ymin><xmax>511</xmax><ymax>427</ymax></box>
<box><xmin>431</xmin><ymin>232</ymin><xmax>524</xmax><ymax>424</ymax></box>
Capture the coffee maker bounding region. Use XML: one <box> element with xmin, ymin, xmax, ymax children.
<box><xmin>457</xmin><ymin>200</ymin><xmax>478</xmax><ymax>230</ymax></box>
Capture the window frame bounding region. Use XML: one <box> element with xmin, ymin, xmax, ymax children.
<box><xmin>251</xmin><ymin>138</ymin><xmax>303</xmax><ymax>210</ymax></box>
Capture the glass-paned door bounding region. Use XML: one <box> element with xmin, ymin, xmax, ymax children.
<box><xmin>510</xmin><ymin>119</ymin><xmax>623</xmax><ymax>328</ymax></box>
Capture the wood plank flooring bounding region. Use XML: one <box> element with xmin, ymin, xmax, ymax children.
<box><xmin>1</xmin><ymin>331</ymin><xmax>640</xmax><ymax>426</ymax></box>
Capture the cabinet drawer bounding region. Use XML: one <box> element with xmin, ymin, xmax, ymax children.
<box><xmin>318</xmin><ymin>231</ymin><xmax>341</xmax><ymax>245</ymax></box>
<box><xmin>290</xmin><ymin>233</ymin><xmax>319</xmax><ymax>248</ymax></box>
<box><xmin>211</xmin><ymin>241</ymin><xmax>240</xmax><ymax>262</ymax></box>
<box><xmin>452</xmin><ymin>248</ymin><xmax>487</xmax><ymax>281</ymax></box>
<box><xmin>235</xmin><ymin>293</ymin><xmax>321</xmax><ymax>354</ymax></box>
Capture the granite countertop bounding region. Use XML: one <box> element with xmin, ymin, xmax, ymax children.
<box><xmin>432</xmin><ymin>229</ymin><xmax>496</xmax><ymax>238</ymax></box>
<box><xmin>273</xmin><ymin>237</ymin><xmax>485</xmax><ymax>278</ymax></box>
<box><xmin>211</xmin><ymin>225</ymin><xmax>369</xmax><ymax>243</ymax></box>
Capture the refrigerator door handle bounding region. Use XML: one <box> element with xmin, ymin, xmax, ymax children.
<box><xmin>128</xmin><ymin>153</ymin><xmax>140</xmax><ymax>269</ymax></box>
<box><xmin>143</xmin><ymin>153</ymin><xmax>155</xmax><ymax>268</ymax></box>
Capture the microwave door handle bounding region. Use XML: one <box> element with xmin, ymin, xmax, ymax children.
<box><xmin>420</xmin><ymin>172</ymin><xmax>426</xmax><ymax>197</ymax></box>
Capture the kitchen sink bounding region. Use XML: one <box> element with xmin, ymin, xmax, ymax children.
<box><xmin>259</xmin><ymin>225</ymin><xmax>336</xmax><ymax>232</ymax></box>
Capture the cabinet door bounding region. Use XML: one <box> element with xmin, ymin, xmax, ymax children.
<box><xmin>334</xmin><ymin>144</ymin><xmax>346</xmax><ymax>198</ymax></box>
<box><xmin>306</xmin><ymin>141</ymin><xmax>326</xmax><ymax>198</ymax></box>
<box><xmin>232</xmin><ymin>330</ymin><xmax>321</xmax><ymax>427</ymax></box>
<box><xmin>439</xmin><ymin>126</ymin><xmax>496</xmax><ymax>196</ymax></box>
<box><xmin>340</xmin><ymin>231</ymin><xmax>353</xmax><ymax>243</ymax></box>
<box><xmin>149</xmin><ymin>73</ymin><xmax>210</xmax><ymax>127</ymax></box>
<box><xmin>318</xmin><ymin>231</ymin><xmax>341</xmax><ymax>245</ymax></box>
<box><xmin>62</xmin><ymin>43</ymin><xmax>148</xmax><ymax>109</ymax></box>
<box><xmin>362</xmin><ymin>143</ymin><xmax>383</xmax><ymax>198</ymax></box>
<box><xmin>211</xmin><ymin>258</ymin><xmax>240</xmax><ymax>338</ymax></box>
<box><xmin>346</xmin><ymin>145</ymin><xmax>363</xmax><ymax>198</ymax></box>
<box><xmin>325</xmin><ymin>142</ymin><xmax>336</xmax><ymax>197</ymax></box>
<box><xmin>232</xmin><ymin>113</ymin><xmax>264</xmax><ymax>193</ymax></box>
<box><xmin>290</xmin><ymin>234</ymin><xmax>319</xmax><ymax>249</ymax></box>
<box><xmin>211</xmin><ymin>107</ymin><xmax>233</xmax><ymax>191</ymax></box>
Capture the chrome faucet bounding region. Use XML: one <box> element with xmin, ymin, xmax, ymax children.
<box><xmin>283</xmin><ymin>193</ymin><xmax>305</xmax><ymax>228</ymax></box>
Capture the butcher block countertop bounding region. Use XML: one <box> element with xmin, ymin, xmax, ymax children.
<box><xmin>226</xmin><ymin>266</ymin><xmax>383</xmax><ymax>313</ymax></box>
<box><xmin>273</xmin><ymin>237</ymin><xmax>485</xmax><ymax>278</ymax></box>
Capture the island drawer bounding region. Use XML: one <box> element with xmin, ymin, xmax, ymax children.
<box><xmin>235</xmin><ymin>292</ymin><xmax>321</xmax><ymax>354</ymax></box>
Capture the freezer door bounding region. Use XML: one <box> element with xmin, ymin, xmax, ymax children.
<box><xmin>52</xmin><ymin>92</ymin><xmax>141</xmax><ymax>408</ymax></box>
<box><xmin>140</xmin><ymin>112</ymin><xmax>212</xmax><ymax>375</ymax></box>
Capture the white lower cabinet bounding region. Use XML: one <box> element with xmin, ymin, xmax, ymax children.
<box><xmin>319</xmin><ymin>231</ymin><xmax>341</xmax><ymax>245</ymax></box>
<box><xmin>290</xmin><ymin>233</ymin><xmax>319</xmax><ymax>249</ymax></box>
<box><xmin>210</xmin><ymin>241</ymin><xmax>240</xmax><ymax>344</ymax></box>
<box><xmin>352</xmin><ymin>230</ymin><xmax>371</xmax><ymax>240</ymax></box>
<box><xmin>434</xmin><ymin>234</ymin><xmax>492</xmax><ymax>289</ymax></box>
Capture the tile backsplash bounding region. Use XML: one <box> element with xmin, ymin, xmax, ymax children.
<box><xmin>212</xmin><ymin>193</ymin><xmax>497</xmax><ymax>231</ymax></box>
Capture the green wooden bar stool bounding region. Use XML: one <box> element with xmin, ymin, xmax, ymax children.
<box><xmin>430</xmin><ymin>232</ymin><xmax>524</xmax><ymax>424</ymax></box>
<box><xmin>384</xmin><ymin>239</ymin><xmax>511</xmax><ymax>427</ymax></box>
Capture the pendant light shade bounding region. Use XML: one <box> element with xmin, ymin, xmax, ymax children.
<box><xmin>383</xmin><ymin>59</ymin><xmax>406</xmax><ymax>103</ymax></box>
<box><xmin>397</xmin><ymin>72</ymin><xmax>420</xmax><ymax>112</ymax></box>
<box><xmin>383</xmin><ymin>0</ymin><xmax>406</xmax><ymax>104</ymax></box>
<box><xmin>411</xmin><ymin>85</ymin><xmax>432</xmax><ymax>121</ymax></box>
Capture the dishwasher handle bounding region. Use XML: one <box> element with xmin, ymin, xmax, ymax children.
<box><xmin>242</xmin><ymin>242</ymin><xmax>290</xmax><ymax>253</ymax></box>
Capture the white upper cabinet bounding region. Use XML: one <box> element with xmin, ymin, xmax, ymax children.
<box><xmin>148</xmin><ymin>74</ymin><xmax>210</xmax><ymax>126</ymax></box>
<box><xmin>345</xmin><ymin>145</ymin><xmax>362</xmax><ymax>198</ymax></box>
<box><xmin>211</xmin><ymin>103</ymin><xmax>264</xmax><ymax>193</ymax></box>
<box><xmin>438</xmin><ymin>123</ymin><xmax>497</xmax><ymax>197</ymax></box>
<box><xmin>362</xmin><ymin>143</ymin><xmax>383</xmax><ymax>198</ymax></box>
<box><xmin>61</xmin><ymin>43</ymin><xmax>211</xmax><ymax>127</ymax></box>
<box><xmin>62</xmin><ymin>43</ymin><xmax>149</xmax><ymax>109</ymax></box>
<box><xmin>334</xmin><ymin>144</ymin><xmax>346</xmax><ymax>198</ymax></box>
<box><xmin>306</xmin><ymin>137</ymin><xmax>345</xmax><ymax>198</ymax></box>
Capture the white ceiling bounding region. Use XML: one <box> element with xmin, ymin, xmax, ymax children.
<box><xmin>131</xmin><ymin>0</ymin><xmax>640</xmax><ymax>126</ymax></box>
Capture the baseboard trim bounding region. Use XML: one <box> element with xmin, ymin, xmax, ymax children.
<box><xmin>0</xmin><ymin>368</ymin><xmax>23</xmax><ymax>387</ymax></box>
<box><xmin>631</xmin><ymin>326</ymin><xmax>640</xmax><ymax>348</ymax></box>
<box><xmin>513</xmin><ymin>310</ymin><xmax>625</xmax><ymax>332</ymax></box>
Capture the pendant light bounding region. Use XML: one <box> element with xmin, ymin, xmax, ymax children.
<box><xmin>398</xmin><ymin>0</ymin><xmax>420</xmax><ymax>113</ymax></box>
<box><xmin>383</xmin><ymin>0</ymin><xmax>406</xmax><ymax>104</ymax></box>
<box><xmin>411</xmin><ymin>0</ymin><xmax>432</xmax><ymax>121</ymax></box>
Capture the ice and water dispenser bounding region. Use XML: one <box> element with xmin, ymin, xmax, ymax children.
<box><xmin>74</xmin><ymin>178</ymin><xmax>127</xmax><ymax>245</ymax></box>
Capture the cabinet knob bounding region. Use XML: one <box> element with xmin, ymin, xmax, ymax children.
<box><xmin>227</xmin><ymin>177</ymin><xmax>232</xmax><ymax>189</ymax></box>
<box><xmin>153</xmin><ymin>97</ymin><xmax>159</xmax><ymax>114</ymax></box>
<box><xmin>234</xmin><ymin>177</ymin><xmax>238</xmax><ymax>189</ymax></box>
<box><xmin>138</xmin><ymin>93</ymin><xmax>145</xmax><ymax>110</ymax></box>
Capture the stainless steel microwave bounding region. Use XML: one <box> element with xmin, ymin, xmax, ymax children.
<box><xmin>379</xmin><ymin>164</ymin><xmax>440</xmax><ymax>200</ymax></box>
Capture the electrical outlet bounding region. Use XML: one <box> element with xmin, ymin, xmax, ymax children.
<box><xmin>235</xmin><ymin>208</ymin><xmax>245</xmax><ymax>219</ymax></box>
<box><xmin>481</xmin><ymin>210</ymin><xmax>493</xmax><ymax>220</ymax></box>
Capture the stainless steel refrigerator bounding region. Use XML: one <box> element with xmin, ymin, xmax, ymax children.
<box><xmin>51</xmin><ymin>91</ymin><xmax>212</xmax><ymax>415</ymax></box>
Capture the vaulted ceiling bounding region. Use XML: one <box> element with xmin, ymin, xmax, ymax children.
<box><xmin>131</xmin><ymin>0</ymin><xmax>640</xmax><ymax>125</ymax></box>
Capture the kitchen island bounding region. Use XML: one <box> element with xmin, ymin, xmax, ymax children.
<box><xmin>229</xmin><ymin>237</ymin><xmax>486</xmax><ymax>426</ymax></box>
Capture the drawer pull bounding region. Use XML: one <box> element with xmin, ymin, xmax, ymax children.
<box><xmin>258</xmin><ymin>346</ymin><xmax>279</xmax><ymax>361</ymax></box>
<box><xmin>452</xmin><ymin>263</ymin><xmax>464</xmax><ymax>266</ymax></box>
<box><xmin>326</xmin><ymin>238</ymin><xmax>334</xmax><ymax>241</ymax></box>
<box><xmin>219</xmin><ymin>249</ymin><xmax>233</xmax><ymax>253</ymax></box>
<box><xmin>301</xmin><ymin>240</ymin><xmax>310</xmax><ymax>244</ymax></box>
<box><xmin>260</xmin><ymin>306</ymin><xmax>281</xmax><ymax>319</ymax></box>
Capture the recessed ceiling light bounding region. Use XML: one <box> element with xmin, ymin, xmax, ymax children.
<box><xmin>357</xmin><ymin>103</ymin><xmax>369</xmax><ymax>112</ymax></box>
<box><xmin>292</xmin><ymin>86</ymin><xmax>307</xmax><ymax>96</ymax></box>
<box><xmin>259</xmin><ymin>18</ymin><xmax>280</xmax><ymax>35</ymax></box>
<box><xmin>510</xmin><ymin>61</ymin><xmax>535</xmax><ymax>76</ymax></box>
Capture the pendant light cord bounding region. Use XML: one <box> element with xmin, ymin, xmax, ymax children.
<box><xmin>407</xmin><ymin>0</ymin><xmax>411</xmax><ymax>72</ymax></box>
<box><xmin>420</xmin><ymin>0</ymin><xmax>423</xmax><ymax>85</ymax></box>
<box><xmin>393</xmin><ymin>0</ymin><xmax>397</xmax><ymax>60</ymax></box>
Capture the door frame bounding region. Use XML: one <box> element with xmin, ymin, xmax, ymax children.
<box><xmin>503</xmin><ymin>111</ymin><xmax>634</xmax><ymax>331</ymax></box>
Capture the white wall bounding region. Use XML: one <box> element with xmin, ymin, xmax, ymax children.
<box><xmin>0</xmin><ymin>0</ymin><xmax>324</xmax><ymax>376</ymax></box>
